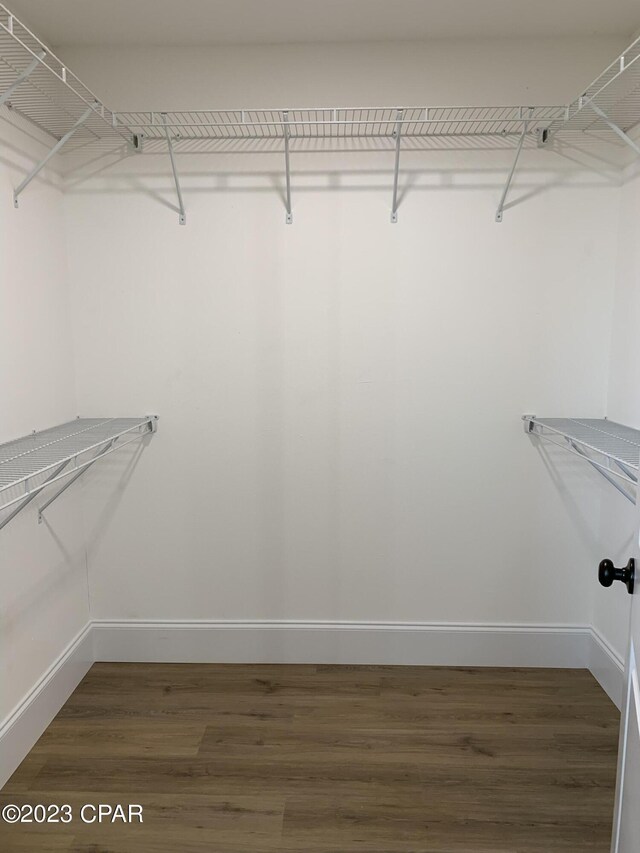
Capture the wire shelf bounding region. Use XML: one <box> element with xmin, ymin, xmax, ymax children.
<box><xmin>118</xmin><ymin>106</ymin><xmax>564</xmax><ymax>150</ymax></box>
<box><xmin>0</xmin><ymin>2</ymin><xmax>134</xmax><ymax>148</ymax></box>
<box><xmin>546</xmin><ymin>35</ymin><xmax>640</xmax><ymax>141</ymax></box>
<box><xmin>523</xmin><ymin>416</ymin><xmax>640</xmax><ymax>504</ymax></box>
<box><xmin>0</xmin><ymin>417</ymin><xmax>157</xmax><ymax>525</ymax></box>
<box><xmin>1</xmin><ymin>0</ymin><xmax>639</xmax><ymax>156</ymax></box>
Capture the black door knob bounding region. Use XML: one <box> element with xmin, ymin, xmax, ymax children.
<box><xmin>598</xmin><ymin>558</ymin><xmax>635</xmax><ymax>595</ymax></box>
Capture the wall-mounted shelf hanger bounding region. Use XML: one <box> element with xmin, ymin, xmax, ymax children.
<box><xmin>282</xmin><ymin>109</ymin><xmax>292</xmax><ymax>224</ymax></box>
<box><xmin>495</xmin><ymin>108</ymin><xmax>533</xmax><ymax>222</ymax></box>
<box><xmin>0</xmin><ymin>416</ymin><xmax>158</xmax><ymax>531</ymax></box>
<box><xmin>523</xmin><ymin>416</ymin><xmax>640</xmax><ymax>504</ymax></box>
<box><xmin>1</xmin><ymin>2</ymin><xmax>639</xmax><ymax>223</ymax></box>
<box><xmin>161</xmin><ymin>112</ymin><xmax>186</xmax><ymax>225</ymax></box>
<box><xmin>390</xmin><ymin>108</ymin><xmax>403</xmax><ymax>223</ymax></box>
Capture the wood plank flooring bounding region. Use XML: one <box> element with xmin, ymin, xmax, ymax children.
<box><xmin>0</xmin><ymin>664</ymin><xmax>620</xmax><ymax>852</ymax></box>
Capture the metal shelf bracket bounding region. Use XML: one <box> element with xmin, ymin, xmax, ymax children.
<box><xmin>0</xmin><ymin>460</ymin><xmax>69</xmax><ymax>532</ymax></box>
<box><xmin>38</xmin><ymin>439</ymin><xmax>114</xmax><ymax>523</ymax></box>
<box><xmin>283</xmin><ymin>110</ymin><xmax>292</xmax><ymax>224</ymax></box>
<box><xmin>568</xmin><ymin>439</ymin><xmax>635</xmax><ymax>503</ymax></box>
<box><xmin>587</xmin><ymin>101</ymin><xmax>640</xmax><ymax>158</ymax></box>
<box><xmin>0</xmin><ymin>48</ymin><xmax>45</xmax><ymax>109</ymax></box>
<box><xmin>495</xmin><ymin>108</ymin><xmax>533</xmax><ymax>222</ymax></box>
<box><xmin>391</xmin><ymin>109</ymin><xmax>403</xmax><ymax>224</ymax></box>
<box><xmin>13</xmin><ymin>102</ymin><xmax>96</xmax><ymax>208</ymax></box>
<box><xmin>162</xmin><ymin>113</ymin><xmax>186</xmax><ymax>225</ymax></box>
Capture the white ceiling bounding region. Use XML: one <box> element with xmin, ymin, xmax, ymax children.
<box><xmin>6</xmin><ymin>0</ymin><xmax>640</xmax><ymax>48</ymax></box>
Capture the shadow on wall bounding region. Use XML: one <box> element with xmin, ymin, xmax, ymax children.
<box><xmin>62</xmin><ymin>169</ymin><xmax>620</xmax><ymax>224</ymax></box>
<box><xmin>535</xmin><ymin>441</ymin><xmax>615</xmax><ymax>559</ymax></box>
<box><xmin>61</xmin><ymin>168</ymin><xmax>621</xmax><ymax>223</ymax></box>
<box><xmin>81</xmin><ymin>439</ymin><xmax>148</xmax><ymax>554</ymax></box>
<box><xmin>0</xmin><ymin>440</ymin><xmax>147</xmax><ymax>628</ymax></box>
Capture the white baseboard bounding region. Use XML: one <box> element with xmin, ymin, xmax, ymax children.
<box><xmin>92</xmin><ymin>619</ymin><xmax>590</xmax><ymax>668</ymax></box>
<box><xmin>2</xmin><ymin>619</ymin><xmax>618</xmax><ymax>791</ymax></box>
<box><xmin>0</xmin><ymin>623</ymin><xmax>93</xmax><ymax>789</ymax></box>
<box><xmin>588</xmin><ymin>626</ymin><xmax>625</xmax><ymax>709</ymax></box>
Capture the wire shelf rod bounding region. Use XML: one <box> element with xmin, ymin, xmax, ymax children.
<box><xmin>568</xmin><ymin>440</ymin><xmax>635</xmax><ymax>503</ymax></box>
<box><xmin>529</xmin><ymin>431</ymin><xmax>636</xmax><ymax>486</ymax></box>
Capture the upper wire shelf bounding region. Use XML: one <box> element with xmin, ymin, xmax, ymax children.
<box><xmin>119</xmin><ymin>106</ymin><xmax>564</xmax><ymax>152</ymax></box>
<box><xmin>1</xmin><ymin>0</ymin><xmax>638</xmax><ymax>155</ymax></box>
<box><xmin>0</xmin><ymin>2</ymin><xmax>134</xmax><ymax>148</ymax></box>
<box><xmin>546</xmin><ymin>33</ymin><xmax>640</xmax><ymax>141</ymax></box>
<box><xmin>0</xmin><ymin>416</ymin><xmax>158</xmax><ymax>530</ymax></box>
<box><xmin>1</xmin><ymin>1</ymin><xmax>639</xmax><ymax>220</ymax></box>
<box><xmin>523</xmin><ymin>416</ymin><xmax>640</xmax><ymax>504</ymax></box>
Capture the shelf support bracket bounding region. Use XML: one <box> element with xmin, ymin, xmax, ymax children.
<box><xmin>587</xmin><ymin>101</ymin><xmax>640</xmax><ymax>157</ymax></box>
<box><xmin>495</xmin><ymin>108</ymin><xmax>532</xmax><ymax>223</ymax></box>
<box><xmin>14</xmin><ymin>103</ymin><xmax>96</xmax><ymax>207</ymax></box>
<box><xmin>0</xmin><ymin>460</ymin><xmax>70</xmax><ymax>532</ymax></box>
<box><xmin>613</xmin><ymin>458</ymin><xmax>638</xmax><ymax>483</ymax></box>
<box><xmin>569</xmin><ymin>441</ymin><xmax>635</xmax><ymax>504</ymax></box>
<box><xmin>391</xmin><ymin>109</ymin><xmax>403</xmax><ymax>224</ymax></box>
<box><xmin>283</xmin><ymin>111</ymin><xmax>292</xmax><ymax>224</ymax></box>
<box><xmin>0</xmin><ymin>50</ymin><xmax>46</xmax><ymax>109</ymax></box>
<box><xmin>161</xmin><ymin>113</ymin><xmax>186</xmax><ymax>225</ymax></box>
<box><xmin>37</xmin><ymin>440</ymin><xmax>115</xmax><ymax>524</ymax></box>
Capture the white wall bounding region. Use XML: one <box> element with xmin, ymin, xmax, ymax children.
<box><xmin>0</xmin><ymin>24</ymin><xmax>635</xmax><ymax>791</ymax></box>
<box><xmin>608</xmin><ymin>161</ymin><xmax>640</xmax><ymax>429</ymax></box>
<box><xmin>60</xmin><ymin>37</ymin><xmax>626</xmax><ymax>110</ymax></box>
<box><xmin>0</xmin><ymin>114</ymin><xmax>88</xmax><ymax>725</ymax></box>
<box><xmin>59</xmin><ymin>37</ymin><xmax>623</xmax><ymax>630</ymax></box>
<box><xmin>0</xmin><ymin>31</ymin><xmax>634</xmax><ymax>720</ymax></box>
<box><xmin>592</xmin><ymin>157</ymin><xmax>640</xmax><ymax>663</ymax></box>
<box><xmin>65</xmin><ymin>167</ymin><xmax>616</xmax><ymax>626</ymax></box>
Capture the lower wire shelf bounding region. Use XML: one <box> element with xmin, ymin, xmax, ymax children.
<box><xmin>523</xmin><ymin>415</ymin><xmax>640</xmax><ymax>504</ymax></box>
<box><xmin>0</xmin><ymin>416</ymin><xmax>158</xmax><ymax>530</ymax></box>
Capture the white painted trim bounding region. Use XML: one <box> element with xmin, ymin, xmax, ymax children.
<box><xmin>92</xmin><ymin>619</ymin><xmax>590</xmax><ymax>668</ymax></box>
<box><xmin>612</xmin><ymin>640</ymin><xmax>636</xmax><ymax>852</ymax></box>
<box><xmin>589</xmin><ymin>626</ymin><xmax>626</xmax><ymax>709</ymax></box>
<box><xmin>0</xmin><ymin>623</ymin><xmax>93</xmax><ymax>788</ymax></box>
<box><xmin>2</xmin><ymin>620</ymin><xmax>616</xmax><ymax>791</ymax></box>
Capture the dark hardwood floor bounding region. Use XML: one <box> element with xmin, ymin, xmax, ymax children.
<box><xmin>0</xmin><ymin>664</ymin><xmax>620</xmax><ymax>852</ymax></box>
